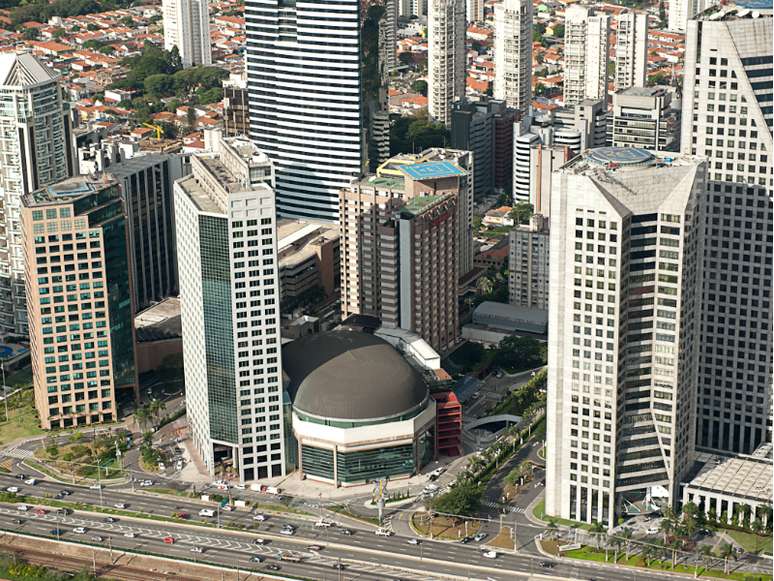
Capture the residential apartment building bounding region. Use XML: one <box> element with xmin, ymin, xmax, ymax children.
<box><xmin>615</xmin><ymin>11</ymin><xmax>648</xmax><ymax>91</ymax></box>
<box><xmin>223</xmin><ymin>73</ymin><xmax>249</xmax><ymax>138</ymax></box>
<box><xmin>466</xmin><ymin>0</ymin><xmax>484</xmax><ymax>22</ymax></box>
<box><xmin>428</xmin><ymin>0</ymin><xmax>466</xmax><ymax>126</ymax></box>
<box><xmin>0</xmin><ymin>52</ymin><xmax>75</xmax><ymax>335</ymax></box>
<box><xmin>668</xmin><ymin>0</ymin><xmax>718</xmax><ymax>32</ymax></box>
<box><xmin>162</xmin><ymin>0</ymin><xmax>212</xmax><ymax>67</ymax></box>
<box><xmin>508</xmin><ymin>213</ymin><xmax>550</xmax><ymax>310</ymax></box>
<box><xmin>108</xmin><ymin>154</ymin><xmax>187</xmax><ymax>311</ymax></box>
<box><xmin>563</xmin><ymin>5</ymin><xmax>610</xmax><ymax>106</ymax></box>
<box><xmin>493</xmin><ymin>0</ymin><xmax>532</xmax><ymax>116</ymax></box>
<box><xmin>681</xmin><ymin>3</ymin><xmax>773</xmax><ymax>454</ymax></box>
<box><xmin>546</xmin><ymin>147</ymin><xmax>706</xmax><ymax>527</ymax></box>
<box><xmin>608</xmin><ymin>86</ymin><xmax>680</xmax><ymax>152</ymax></box>
<box><xmin>175</xmin><ymin>136</ymin><xmax>286</xmax><ymax>482</ymax></box>
<box><xmin>246</xmin><ymin>0</ymin><xmax>363</xmax><ymax>221</ymax></box>
<box><xmin>340</xmin><ymin>157</ymin><xmax>465</xmax><ymax>352</ymax></box>
<box><xmin>22</xmin><ymin>177</ymin><xmax>138</xmax><ymax>430</ymax></box>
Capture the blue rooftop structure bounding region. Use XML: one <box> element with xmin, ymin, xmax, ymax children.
<box><xmin>400</xmin><ymin>160</ymin><xmax>465</xmax><ymax>181</ymax></box>
<box><xmin>735</xmin><ymin>0</ymin><xmax>772</xmax><ymax>8</ymax></box>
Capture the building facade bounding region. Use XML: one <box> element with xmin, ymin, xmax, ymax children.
<box><xmin>614</xmin><ymin>11</ymin><xmax>648</xmax><ymax>91</ymax></box>
<box><xmin>0</xmin><ymin>52</ymin><xmax>75</xmax><ymax>335</ymax></box>
<box><xmin>546</xmin><ymin>147</ymin><xmax>706</xmax><ymax>527</ymax></box>
<box><xmin>608</xmin><ymin>86</ymin><xmax>679</xmax><ymax>151</ymax></box>
<box><xmin>175</xmin><ymin>136</ymin><xmax>286</xmax><ymax>482</ymax></box>
<box><xmin>245</xmin><ymin>0</ymin><xmax>363</xmax><ymax>221</ymax></box>
<box><xmin>563</xmin><ymin>5</ymin><xmax>610</xmax><ymax>106</ymax></box>
<box><xmin>508</xmin><ymin>213</ymin><xmax>550</xmax><ymax>310</ymax></box>
<box><xmin>162</xmin><ymin>0</ymin><xmax>212</xmax><ymax>67</ymax></box>
<box><xmin>681</xmin><ymin>3</ymin><xmax>773</xmax><ymax>454</ymax></box>
<box><xmin>668</xmin><ymin>0</ymin><xmax>718</xmax><ymax>32</ymax></box>
<box><xmin>428</xmin><ymin>0</ymin><xmax>466</xmax><ymax>126</ymax></box>
<box><xmin>108</xmin><ymin>154</ymin><xmax>187</xmax><ymax>312</ymax></box>
<box><xmin>223</xmin><ymin>74</ymin><xmax>249</xmax><ymax>138</ymax></box>
<box><xmin>494</xmin><ymin>0</ymin><xmax>532</xmax><ymax>116</ymax></box>
<box><xmin>22</xmin><ymin>177</ymin><xmax>138</xmax><ymax>429</ymax></box>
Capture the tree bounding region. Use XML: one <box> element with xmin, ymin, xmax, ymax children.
<box><xmin>144</xmin><ymin>74</ymin><xmax>174</xmax><ymax>98</ymax></box>
<box><xmin>553</xmin><ymin>24</ymin><xmax>565</xmax><ymax>38</ymax></box>
<box><xmin>134</xmin><ymin>406</ymin><xmax>150</xmax><ymax>431</ymax></box>
<box><xmin>411</xmin><ymin>79</ymin><xmax>427</xmax><ymax>96</ymax></box>
<box><xmin>398</xmin><ymin>51</ymin><xmax>414</xmax><ymax>66</ymax></box>
<box><xmin>660</xmin><ymin>515</ymin><xmax>674</xmax><ymax>543</ymax></box>
<box><xmin>718</xmin><ymin>542</ymin><xmax>735</xmax><ymax>575</ymax></box>
<box><xmin>589</xmin><ymin>521</ymin><xmax>606</xmax><ymax>550</ymax></box>
<box><xmin>21</xmin><ymin>27</ymin><xmax>39</xmax><ymax>40</ymax></box>
<box><xmin>620</xmin><ymin>527</ymin><xmax>633</xmax><ymax>560</ymax></box>
<box><xmin>476</xmin><ymin>275</ymin><xmax>494</xmax><ymax>297</ymax></box>
<box><xmin>494</xmin><ymin>335</ymin><xmax>547</xmax><ymax>373</ymax></box>
<box><xmin>509</xmin><ymin>201</ymin><xmax>533</xmax><ymax>225</ymax></box>
<box><xmin>431</xmin><ymin>482</ymin><xmax>481</xmax><ymax>517</ymax></box>
<box><xmin>659</xmin><ymin>0</ymin><xmax>666</xmax><ymax>23</ymax></box>
<box><xmin>120</xmin><ymin>15</ymin><xmax>133</xmax><ymax>26</ymax></box>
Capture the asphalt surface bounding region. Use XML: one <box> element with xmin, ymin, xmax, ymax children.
<box><xmin>0</xmin><ymin>473</ymin><xmax>710</xmax><ymax>581</ymax></box>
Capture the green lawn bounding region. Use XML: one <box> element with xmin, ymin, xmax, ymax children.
<box><xmin>0</xmin><ymin>389</ymin><xmax>43</xmax><ymax>447</ymax></box>
<box><xmin>532</xmin><ymin>498</ymin><xmax>594</xmax><ymax>531</ymax></box>
<box><xmin>3</xmin><ymin>366</ymin><xmax>32</xmax><ymax>388</ymax></box>
<box><xmin>726</xmin><ymin>529</ymin><xmax>773</xmax><ymax>555</ymax></box>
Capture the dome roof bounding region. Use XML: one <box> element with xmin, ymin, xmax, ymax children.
<box><xmin>283</xmin><ymin>330</ymin><xmax>428</xmax><ymax>421</ymax></box>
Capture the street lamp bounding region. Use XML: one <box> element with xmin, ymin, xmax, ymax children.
<box><xmin>1</xmin><ymin>362</ymin><xmax>8</xmax><ymax>422</ymax></box>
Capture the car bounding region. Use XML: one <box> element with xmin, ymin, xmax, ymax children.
<box><xmin>460</xmin><ymin>536</ymin><xmax>472</xmax><ymax>544</ymax></box>
<box><xmin>60</xmin><ymin>489</ymin><xmax>72</xmax><ymax>496</ymax></box>
<box><xmin>57</xmin><ymin>508</ymin><xmax>72</xmax><ymax>516</ymax></box>
<box><xmin>332</xmin><ymin>562</ymin><xmax>345</xmax><ymax>570</ymax></box>
<box><xmin>5</xmin><ymin>486</ymin><xmax>19</xmax><ymax>494</ymax></box>
<box><xmin>89</xmin><ymin>484</ymin><xmax>102</xmax><ymax>490</ymax></box>
<box><xmin>234</xmin><ymin>484</ymin><xmax>246</xmax><ymax>490</ymax></box>
<box><xmin>172</xmin><ymin>512</ymin><xmax>190</xmax><ymax>520</ymax></box>
<box><xmin>16</xmin><ymin>474</ymin><xmax>26</xmax><ymax>480</ymax></box>
<box><xmin>24</xmin><ymin>478</ymin><xmax>36</xmax><ymax>486</ymax></box>
<box><xmin>199</xmin><ymin>509</ymin><xmax>215</xmax><ymax>518</ymax></box>
<box><xmin>314</xmin><ymin>520</ymin><xmax>332</xmax><ymax>528</ymax></box>
<box><xmin>73</xmin><ymin>527</ymin><xmax>87</xmax><ymax>534</ymax></box>
<box><xmin>428</xmin><ymin>474</ymin><xmax>438</xmax><ymax>482</ymax></box>
<box><xmin>279</xmin><ymin>528</ymin><xmax>295</xmax><ymax>536</ymax></box>
<box><xmin>538</xmin><ymin>561</ymin><xmax>554</xmax><ymax>569</ymax></box>
<box><xmin>407</xmin><ymin>538</ymin><xmax>420</xmax><ymax>545</ymax></box>
<box><xmin>49</xmin><ymin>529</ymin><xmax>63</xmax><ymax>536</ymax></box>
<box><xmin>472</xmin><ymin>392</ymin><xmax>480</xmax><ymax>399</ymax></box>
<box><xmin>222</xmin><ymin>505</ymin><xmax>234</xmax><ymax>512</ymax></box>
<box><xmin>123</xmin><ymin>532</ymin><xmax>137</xmax><ymax>538</ymax></box>
<box><xmin>158</xmin><ymin>463</ymin><xmax>166</xmax><ymax>471</ymax></box>
<box><xmin>140</xmin><ymin>480</ymin><xmax>153</xmax><ymax>487</ymax></box>
<box><xmin>306</xmin><ymin>545</ymin><xmax>323</xmax><ymax>552</ymax></box>
<box><xmin>266</xmin><ymin>564</ymin><xmax>280</xmax><ymax>571</ymax></box>
<box><xmin>33</xmin><ymin>508</ymin><xmax>47</xmax><ymax>516</ymax></box>
<box><xmin>340</xmin><ymin>528</ymin><xmax>353</xmax><ymax>536</ymax></box>
<box><xmin>482</xmin><ymin>550</ymin><xmax>497</xmax><ymax>559</ymax></box>
<box><xmin>253</xmin><ymin>538</ymin><xmax>267</xmax><ymax>545</ymax></box>
<box><xmin>163</xmin><ymin>536</ymin><xmax>175</xmax><ymax>544</ymax></box>
<box><xmin>646</xmin><ymin>526</ymin><xmax>660</xmax><ymax>535</ymax></box>
<box><xmin>473</xmin><ymin>532</ymin><xmax>487</xmax><ymax>542</ymax></box>
<box><xmin>253</xmin><ymin>513</ymin><xmax>267</xmax><ymax>521</ymax></box>
<box><xmin>90</xmin><ymin>536</ymin><xmax>103</xmax><ymax>542</ymax></box>
<box><xmin>12</xmin><ymin>518</ymin><xmax>23</xmax><ymax>525</ymax></box>
<box><xmin>16</xmin><ymin>504</ymin><xmax>29</xmax><ymax>512</ymax></box>
<box><xmin>374</xmin><ymin>528</ymin><xmax>392</xmax><ymax>537</ymax></box>
<box><xmin>249</xmin><ymin>556</ymin><xmax>264</xmax><ymax>563</ymax></box>
<box><xmin>54</xmin><ymin>492</ymin><xmax>65</xmax><ymax>500</ymax></box>
<box><xmin>190</xmin><ymin>546</ymin><xmax>203</xmax><ymax>553</ymax></box>
<box><xmin>114</xmin><ymin>503</ymin><xmax>127</xmax><ymax>509</ymax></box>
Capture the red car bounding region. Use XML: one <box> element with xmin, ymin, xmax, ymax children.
<box><xmin>163</xmin><ymin>536</ymin><xmax>175</xmax><ymax>544</ymax></box>
<box><xmin>33</xmin><ymin>508</ymin><xmax>47</xmax><ymax>516</ymax></box>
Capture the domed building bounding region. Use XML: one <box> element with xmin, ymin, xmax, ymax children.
<box><xmin>283</xmin><ymin>330</ymin><xmax>437</xmax><ymax>487</ymax></box>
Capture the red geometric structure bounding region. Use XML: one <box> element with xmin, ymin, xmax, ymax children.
<box><xmin>432</xmin><ymin>390</ymin><xmax>463</xmax><ymax>457</ymax></box>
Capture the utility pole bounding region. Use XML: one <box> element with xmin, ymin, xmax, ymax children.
<box><xmin>108</xmin><ymin>535</ymin><xmax>113</xmax><ymax>564</ymax></box>
<box><xmin>1</xmin><ymin>363</ymin><xmax>8</xmax><ymax>422</ymax></box>
<box><xmin>92</xmin><ymin>550</ymin><xmax>97</xmax><ymax>576</ymax></box>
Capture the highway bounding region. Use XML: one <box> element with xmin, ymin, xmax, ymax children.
<box><xmin>0</xmin><ymin>473</ymin><xmax>705</xmax><ymax>581</ymax></box>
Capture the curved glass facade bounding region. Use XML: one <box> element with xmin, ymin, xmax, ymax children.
<box><xmin>294</xmin><ymin>395</ymin><xmax>429</xmax><ymax>429</ymax></box>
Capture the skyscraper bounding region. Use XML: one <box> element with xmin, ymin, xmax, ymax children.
<box><xmin>0</xmin><ymin>52</ymin><xmax>75</xmax><ymax>335</ymax></box>
<box><xmin>681</xmin><ymin>3</ymin><xmax>773</xmax><ymax>454</ymax></box>
<box><xmin>615</xmin><ymin>10</ymin><xmax>648</xmax><ymax>91</ymax></box>
<box><xmin>546</xmin><ymin>147</ymin><xmax>706</xmax><ymax>527</ymax></box>
<box><xmin>162</xmin><ymin>0</ymin><xmax>212</xmax><ymax>67</ymax></box>
<box><xmin>428</xmin><ymin>0</ymin><xmax>466</xmax><ymax>126</ymax></box>
<box><xmin>466</xmin><ymin>0</ymin><xmax>484</xmax><ymax>23</ymax></box>
<box><xmin>609</xmin><ymin>86</ymin><xmax>679</xmax><ymax>151</ymax></box>
<box><xmin>494</xmin><ymin>0</ymin><xmax>532</xmax><ymax>116</ymax></box>
<box><xmin>563</xmin><ymin>5</ymin><xmax>610</xmax><ymax>106</ymax></box>
<box><xmin>175</xmin><ymin>135</ymin><xmax>286</xmax><ymax>482</ymax></box>
<box><xmin>246</xmin><ymin>0</ymin><xmax>363</xmax><ymax>222</ymax></box>
<box><xmin>668</xmin><ymin>0</ymin><xmax>718</xmax><ymax>33</ymax></box>
<box><xmin>508</xmin><ymin>213</ymin><xmax>549</xmax><ymax>310</ymax></box>
<box><xmin>22</xmin><ymin>177</ymin><xmax>138</xmax><ymax>429</ymax></box>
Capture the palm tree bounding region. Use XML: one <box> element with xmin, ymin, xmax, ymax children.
<box><xmin>589</xmin><ymin>521</ymin><xmax>605</xmax><ymax>550</ymax></box>
<box><xmin>699</xmin><ymin>544</ymin><xmax>714</xmax><ymax>571</ymax></box>
<box><xmin>610</xmin><ymin>536</ymin><xmax>623</xmax><ymax>563</ymax></box>
<box><xmin>620</xmin><ymin>527</ymin><xmax>633</xmax><ymax>560</ymax></box>
<box><xmin>134</xmin><ymin>405</ymin><xmax>150</xmax><ymax>431</ymax></box>
<box><xmin>660</xmin><ymin>517</ymin><xmax>674</xmax><ymax>544</ymax></box>
<box><xmin>719</xmin><ymin>542</ymin><xmax>735</xmax><ymax>575</ymax></box>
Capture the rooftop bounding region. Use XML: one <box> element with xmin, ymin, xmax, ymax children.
<box><xmin>401</xmin><ymin>194</ymin><xmax>446</xmax><ymax>217</ymax></box>
<box><xmin>23</xmin><ymin>176</ymin><xmax>115</xmax><ymax>207</ymax></box>
<box><xmin>360</xmin><ymin>174</ymin><xmax>406</xmax><ymax>190</ymax></box>
<box><xmin>400</xmin><ymin>160</ymin><xmax>465</xmax><ymax>181</ymax></box>
<box><xmin>688</xmin><ymin>451</ymin><xmax>773</xmax><ymax>503</ymax></box>
<box><xmin>105</xmin><ymin>153</ymin><xmax>173</xmax><ymax>178</ymax></box>
<box><xmin>135</xmin><ymin>297</ymin><xmax>182</xmax><ymax>341</ymax></box>
<box><xmin>0</xmin><ymin>52</ymin><xmax>58</xmax><ymax>88</ymax></box>
<box><xmin>697</xmin><ymin>1</ymin><xmax>772</xmax><ymax>19</ymax></box>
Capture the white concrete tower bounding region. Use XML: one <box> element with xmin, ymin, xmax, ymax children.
<box><xmin>428</xmin><ymin>0</ymin><xmax>466</xmax><ymax>127</ymax></box>
<box><xmin>563</xmin><ymin>5</ymin><xmax>610</xmax><ymax>106</ymax></box>
<box><xmin>467</xmin><ymin>0</ymin><xmax>484</xmax><ymax>23</ymax></box>
<box><xmin>162</xmin><ymin>0</ymin><xmax>212</xmax><ymax>67</ymax></box>
<box><xmin>546</xmin><ymin>147</ymin><xmax>706</xmax><ymax>527</ymax></box>
<box><xmin>0</xmin><ymin>52</ymin><xmax>75</xmax><ymax>335</ymax></box>
<box><xmin>615</xmin><ymin>10</ymin><xmax>648</xmax><ymax>90</ymax></box>
<box><xmin>494</xmin><ymin>0</ymin><xmax>532</xmax><ymax>116</ymax></box>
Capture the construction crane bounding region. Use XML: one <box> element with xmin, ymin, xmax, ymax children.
<box><xmin>142</xmin><ymin>122</ymin><xmax>164</xmax><ymax>140</ymax></box>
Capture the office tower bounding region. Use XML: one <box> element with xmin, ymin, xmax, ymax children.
<box><xmin>428</xmin><ymin>0</ymin><xmax>466</xmax><ymax>126</ymax></box>
<box><xmin>682</xmin><ymin>3</ymin><xmax>773</xmax><ymax>454</ymax></box>
<box><xmin>162</xmin><ymin>0</ymin><xmax>212</xmax><ymax>67</ymax></box>
<box><xmin>467</xmin><ymin>0</ymin><xmax>484</xmax><ymax>22</ymax></box>
<box><xmin>513</xmin><ymin>133</ymin><xmax>540</xmax><ymax>203</ymax></box>
<box><xmin>545</xmin><ymin>147</ymin><xmax>707</xmax><ymax>527</ymax></box>
<box><xmin>246</xmin><ymin>0</ymin><xmax>363</xmax><ymax>222</ymax></box>
<box><xmin>223</xmin><ymin>73</ymin><xmax>249</xmax><ymax>137</ymax></box>
<box><xmin>512</xmin><ymin>134</ymin><xmax>572</xmax><ymax>213</ymax></box>
<box><xmin>451</xmin><ymin>99</ymin><xmax>517</xmax><ymax>196</ymax></box>
<box><xmin>494</xmin><ymin>0</ymin><xmax>532</xmax><ymax>116</ymax></box>
<box><xmin>508</xmin><ymin>213</ymin><xmax>549</xmax><ymax>310</ymax></box>
<box><xmin>615</xmin><ymin>11</ymin><xmax>648</xmax><ymax>91</ymax></box>
<box><xmin>0</xmin><ymin>52</ymin><xmax>75</xmax><ymax>335</ymax></box>
<box><xmin>175</xmin><ymin>135</ymin><xmax>285</xmax><ymax>482</ymax></box>
<box><xmin>107</xmin><ymin>154</ymin><xmax>187</xmax><ymax>311</ymax></box>
<box><xmin>365</xmin><ymin>3</ymin><xmax>393</xmax><ymax>171</ymax></box>
<box><xmin>555</xmin><ymin>100</ymin><xmax>608</xmax><ymax>149</ymax></box>
<box><xmin>563</xmin><ymin>5</ymin><xmax>610</xmax><ymax>106</ymax></box>
<box><xmin>22</xmin><ymin>177</ymin><xmax>138</xmax><ymax>430</ymax></box>
<box><xmin>340</xmin><ymin>155</ymin><xmax>466</xmax><ymax>351</ymax></box>
<box><xmin>668</xmin><ymin>0</ymin><xmax>718</xmax><ymax>32</ymax></box>
<box><xmin>609</xmin><ymin>86</ymin><xmax>679</xmax><ymax>151</ymax></box>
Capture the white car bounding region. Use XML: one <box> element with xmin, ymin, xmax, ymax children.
<box><xmin>191</xmin><ymin>546</ymin><xmax>203</xmax><ymax>553</ymax></box>
<box><xmin>5</xmin><ymin>486</ymin><xmax>19</xmax><ymax>493</ymax></box>
<box><xmin>280</xmin><ymin>528</ymin><xmax>295</xmax><ymax>536</ymax></box>
<box><xmin>199</xmin><ymin>509</ymin><xmax>215</xmax><ymax>518</ymax></box>
<box><xmin>73</xmin><ymin>527</ymin><xmax>87</xmax><ymax>534</ymax></box>
<box><xmin>234</xmin><ymin>483</ymin><xmax>246</xmax><ymax>490</ymax></box>
<box><xmin>315</xmin><ymin>520</ymin><xmax>332</xmax><ymax>528</ymax></box>
<box><xmin>407</xmin><ymin>538</ymin><xmax>420</xmax><ymax>545</ymax></box>
<box><xmin>24</xmin><ymin>478</ymin><xmax>37</xmax><ymax>486</ymax></box>
<box><xmin>253</xmin><ymin>514</ymin><xmax>267</xmax><ymax>522</ymax></box>
<box><xmin>16</xmin><ymin>504</ymin><xmax>29</xmax><ymax>511</ymax></box>
<box><xmin>482</xmin><ymin>550</ymin><xmax>497</xmax><ymax>559</ymax></box>
<box><xmin>123</xmin><ymin>532</ymin><xmax>137</xmax><ymax>538</ymax></box>
<box><xmin>253</xmin><ymin>538</ymin><xmax>267</xmax><ymax>545</ymax></box>
<box><xmin>139</xmin><ymin>480</ymin><xmax>153</xmax><ymax>487</ymax></box>
<box><xmin>375</xmin><ymin>528</ymin><xmax>392</xmax><ymax>537</ymax></box>
<box><xmin>646</xmin><ymin>526</ymin><xmax>660</xmax><ymax>535</ymax></box>
<box><xmin>89</xmin><ymin>484</ymin><xmax>102</xmax><ymax>490</ymax></box>
<box><xmin>222</xmin><ymin>505</ymin><xmax>234</xmax><ymax>512</ymax></box>
<box><xmin>114</xmin><ymin>503</ymin><xmax>127</xmax><ymax>509</ymax></box>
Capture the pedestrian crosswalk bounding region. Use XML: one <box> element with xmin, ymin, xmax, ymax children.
<box><xmin>2</xmin><ymin>446</ymin><xmax>33</xmax><ymax>460</ymax></box>
<box><xmin>481</xmin><ymin>500</ymin><xmax>526</xmax><ymax>514</ymax></box>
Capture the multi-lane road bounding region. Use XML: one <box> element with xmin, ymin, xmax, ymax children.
<box><xmin>0</xmin><ymin>472</ymin><xmax>710</xmax><ymax>581</ymax></box>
